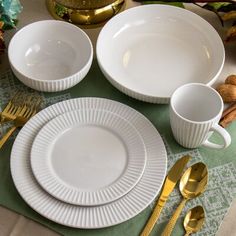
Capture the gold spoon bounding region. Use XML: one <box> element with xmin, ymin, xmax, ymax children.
<box><xmin>161</xmin><ymin>162</ymin><xmax>208</xmax><ymax>236</ymax></box>
<box><xmin>183</xmin><ymin>206</ymin><xmax>205</xmax><ymax>236</ymax></box>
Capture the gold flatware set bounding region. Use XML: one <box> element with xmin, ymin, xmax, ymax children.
<box><xmin>141</xmin><ymin>156</ymin><xmax>208</xmax><ymax>236</ymax></box>
<box><xmin>0</xmin><ymin>92</ymin><xmax>42</xmax><ymax>149</ymax></box>
<box><xmin>140</xmin><ymin>155</ymin><xmax>191</xmax><ymax>236</ymax></box>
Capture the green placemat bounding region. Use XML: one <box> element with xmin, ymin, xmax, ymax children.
<box><xmin>0</xmin><ymin>60</ymin><xmax>236</xmax><ymax>236</ymax></box>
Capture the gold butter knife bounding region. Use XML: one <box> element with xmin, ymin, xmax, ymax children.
<box><xmin>140</xmin><ymin>155</ymin><xmax>191</xmax><ymax>236</ymax></box>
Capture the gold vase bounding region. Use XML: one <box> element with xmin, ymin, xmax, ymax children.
<box><xmin>46</xmin><ymin>0</ymin><xmax>125</xmax><ymax>27</ymax></box>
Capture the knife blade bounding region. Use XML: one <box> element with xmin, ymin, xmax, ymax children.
<box><xmin>140</xmin><ymin>155</ymin><xmax>191</xmax><ymax>236</ymax></box>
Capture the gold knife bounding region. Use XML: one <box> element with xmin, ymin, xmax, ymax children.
<box><xmin>140</xmin><ymin>155</ymin><xmax>191</xmax><ymax>236</ymax></box>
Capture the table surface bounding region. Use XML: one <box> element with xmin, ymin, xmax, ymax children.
<box><xmin>1</xmin><ymin>0</ymin><xmax>236</xmax><ymax>235</ymax></box>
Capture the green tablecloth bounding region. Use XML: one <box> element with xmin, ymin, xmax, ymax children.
<box><xmin>1</xmin><ymin>59</ymin><xmax>236</xmax><ymax>236</ymax></box>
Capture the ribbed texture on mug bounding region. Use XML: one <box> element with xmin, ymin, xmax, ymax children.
<box><xmin>170</xmin><ymin>106</ymin><xmax>220</xmax><ymax>148</ymax></box>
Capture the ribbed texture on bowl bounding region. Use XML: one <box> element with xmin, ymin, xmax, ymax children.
<box><xmin>8</xmin><ymin>20</ymin><xmax>93</xmax><ymax>92</ymax></box>
<box><xmin>10</xmin><ymin>58</ymin><xmax>92</xmax><ymax>92</ymax></box>
<box><xmin>98</xmin><ymin>63</ymin><xmax>170</xmax><ymax>104</ymax></box>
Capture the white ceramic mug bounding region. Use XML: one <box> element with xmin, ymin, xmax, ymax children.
<box><xmin>170</xmin><ymin>83</ymin><xmax>231</xmax><ymax>149</ymax></box>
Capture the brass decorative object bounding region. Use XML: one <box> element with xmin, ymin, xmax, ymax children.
<box><xmin>46</xmin><ymin>0</ymin><xmax>125</xmax><ymax>27</ymax></box>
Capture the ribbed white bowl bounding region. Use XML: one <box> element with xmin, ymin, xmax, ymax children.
<box><xmin>8</xmin><ymin>20</ymin><xmax>93</xmax><ymax>92</ymax></box>
<box><xmin>96</xmin><ymin>5</ymin><xmax>225</xmax><ymax>104</ymax></box>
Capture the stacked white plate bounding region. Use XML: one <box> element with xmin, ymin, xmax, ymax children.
<box><xmin>10</xmin><ymin>97</ymin><xmax>167</xmax><ymax>228</ymax></box>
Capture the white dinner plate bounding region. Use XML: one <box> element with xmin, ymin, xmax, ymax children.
<box><xmin>97</xmin><ymin>5</ymin><xmax>225</xmax><ymax>103</ymax></box>
<box><xmin>11</xmin><ymin>98</ymin><xmax>167</xmax><ymax>228</ymax></box>
<box><xmin>31</xmin><ymin>109</ymin><xmax>146</xmax><ymax>206</ymax></box>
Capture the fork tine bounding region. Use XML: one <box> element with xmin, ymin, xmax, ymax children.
<box><xmin>22</xmin><ymin>100</ymin><xmax>33</xmax><ymax>118</ymax></box>
<box><xmin>16</xmin><ymin>95</ymin><xmax>33</xmax><ymax>118</ymax></box>
<box><xmin>0</xmin><ymin>101</ymin><xmax>16</xmax><ymax>123</ymax></box>
<box><xmin>2</xmin><ymin>101</ymin><xmax>13</xmax><ymax>113</ymax></box>
<box><xmin>25</xmin><ymin>109</ymin><xmax>32</xmax><ymax>119</ymax></box>
<box><xmin>32</xmin><ymin>98</ymin><xmax>41</xmax><ymax>116</ymax></box>
<box><xmin>8</xmin><ymin>105</ymin><xmax>16</xmax><ymax>114</ymax></box>
<box><xmin>25</xmin><ymin>103</ymin><xmax>36</xmax><ymax>118</ymax></box>
<box><xmin>18</xmin><ymin>104</ymin><xmax>28</xmax><ymax>117</ymax></box>
<box><xmin>15</xmin><ymin>99</ymin><xmax>29</xmax><ymax>117</ymax></box>
<box><xmin>24</xmin><ymin>96</ymin><xmax>42</xmax><ymax>119</ymax></box>
<box><xmin>1</xmin><ymin>92</ymin><xmax>42</xmax><ymax>126</ymax></box>
<box><xmin>26</xmin><ymin>110</ymin><xmax>34</xmax><ymax>119</ymax></box>
<box><xmin>1</xmin><ymin>91</ymin><xmax>22</xmax><ymax>114</ymax></box>
<box><xmin>13</xmin><ymin>106</ymin><xmax>24</xmax><ymax>117</ymax></box>
<box><xmin>11</xmin><ymin>106</ymin><xmax>18</xmax><ymax>114</ymax></box>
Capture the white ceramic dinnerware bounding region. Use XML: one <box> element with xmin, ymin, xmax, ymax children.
<box><xmin>8</xmin><ymin>20</ymin><xmax>93</xmax><ymax>92</ymax></box>
<box><xmin>96</xmin><ymin>5</ymin><xmax>225</xmax><ymax>103</ymax></box>
<box><xmin>11</xmin><ymin>98</ymin><xmax>167</xmax><ymax>228</ymax></box>
<box><xmin>31</xmin><ymin>109</ymin><xmax>146</xmax><ymax>206</ymax></box>
<box><xmin>170</xmin><ymin>83</ymin><xmax>231</xmax><ymax>149</ymax></box>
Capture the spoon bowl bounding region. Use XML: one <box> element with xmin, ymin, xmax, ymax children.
<box><xmin>184</xmin><ymin>206</ymin><xmax>205</xmax><ymax>236</ymax></box>
<box><xmin>180</xmin><ymin>162</ymin><xmax>208</xmax><ymax>199</ymax></box>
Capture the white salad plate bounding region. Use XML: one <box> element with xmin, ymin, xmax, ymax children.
<box><xmin>97</xmin><ymin>5</ymin><xmax>225</xmax><ymax>103</ymax></box>
<box><xmin>11</xmin><ymin>98</ymin><xmax>167</xmax><ymax>228</ymax></box>
<box><xmin>31</xmin><ymin>109</ymin><xmax>146</xmax><ymax>206</ymax></box>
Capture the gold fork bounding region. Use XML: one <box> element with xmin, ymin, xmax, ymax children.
<box><xmin>0</xmin><ymin>91</ymin><xmax>24</xmax><ymax>124</ymax></box>
<box><xmin>0</xmin><ymin>97</ymin><xmax>41</xmax><ymax>149</ymax></box>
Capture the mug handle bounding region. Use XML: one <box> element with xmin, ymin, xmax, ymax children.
<box><xmin>203</xmin><ymin>123</ymin><xmax>231</xmax><ymax>149</ymax></box>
